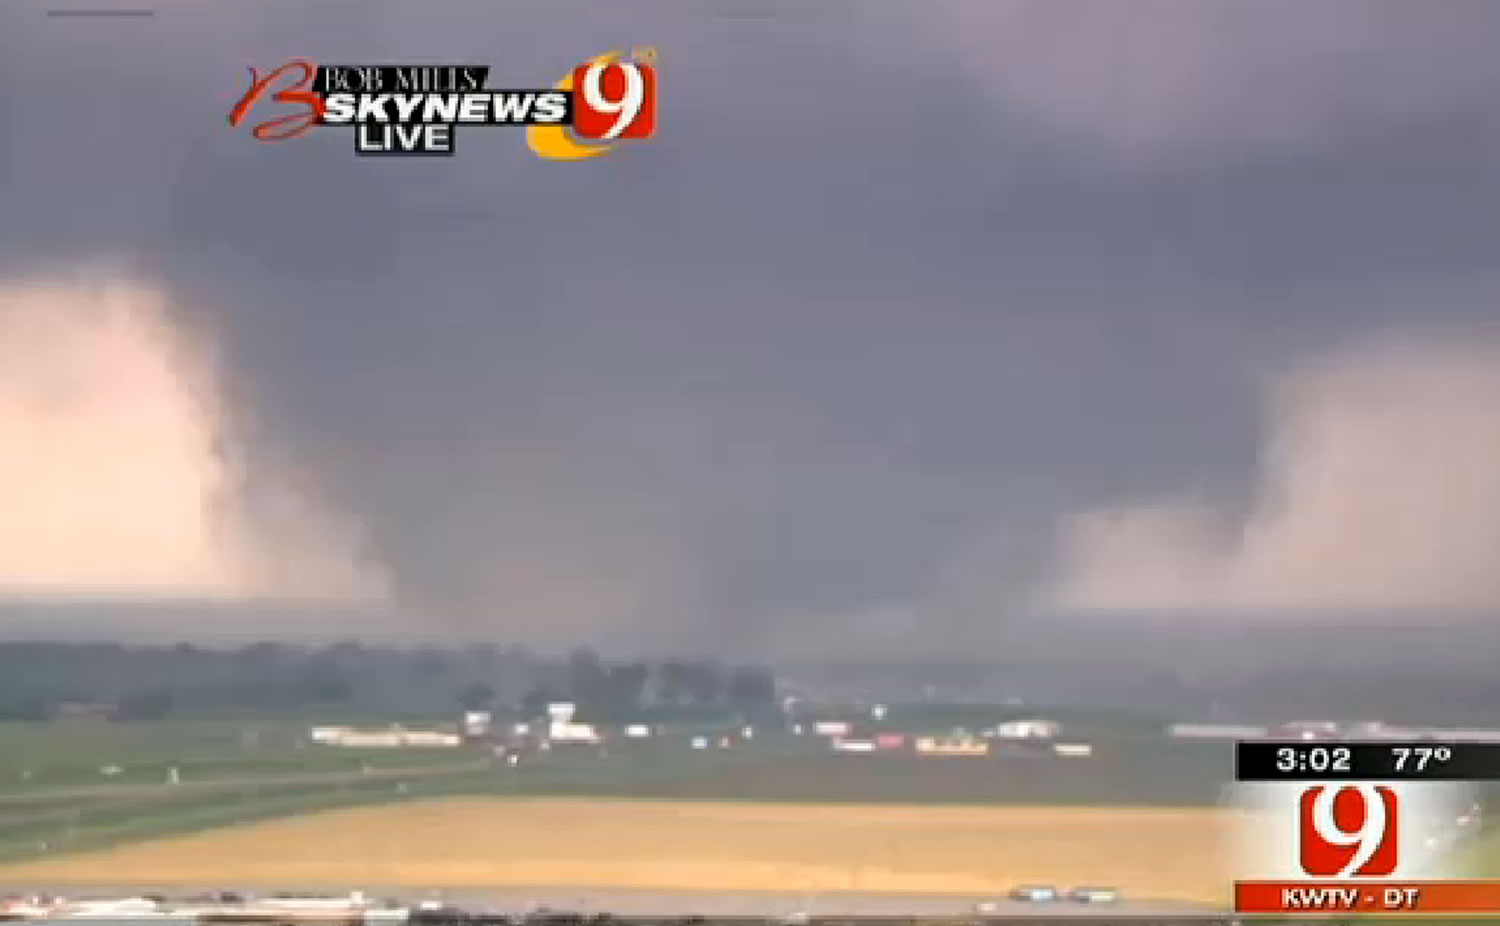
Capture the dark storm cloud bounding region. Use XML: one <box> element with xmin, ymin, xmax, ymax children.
<box><xmin>3</xmin><ymin>0</ymin><xmax>1500</xmax><ymax>655</ymax></box>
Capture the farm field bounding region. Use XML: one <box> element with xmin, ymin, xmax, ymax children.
<box><xmin>577</xmin><ymin>745</ymin><xmax>1232</xmax><ymax>805</ymax></box>
<box><xmin>0</xmin><ymin>717</ymin><xmax>1243</xmax><ymax>867</ymax></box>
<box><xmin>0</xmin><ymin>797</ymin><xmax>1242</xmax><ymax>904</ymax></box>
<box><xmin>0</xmin><ymin>721</ymin><xmax>480</xmax><ymax>794</ymax></box>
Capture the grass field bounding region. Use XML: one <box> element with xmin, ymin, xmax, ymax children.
<box><xmin>0</xmin><ymin>721</ymin><xmax>1243</xmax><ymax>872</ymax></box>
<box><xmin>0</xmin><ymin>797</ymin><xmax>1240</xmax><ymax>904</ymax></box>
<box><xmin>0</xmin><ymin>721</ymin><xmax>479</xmax><ymax>794</ymax></box>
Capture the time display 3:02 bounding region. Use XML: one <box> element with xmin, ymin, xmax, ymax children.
<box><xmin>1276</xmin><ymin>745</ymin><xmax>1352</xmax><ymax>774</ymax></box>
<box><xmin>1236</xmin><ymin>742</ymin><xmax>1480</xmax><ymax>780</ymax></box>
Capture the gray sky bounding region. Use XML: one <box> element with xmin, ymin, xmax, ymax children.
<box><xmin>2</xmin><ymin>0</ymin><xmax>1499</xmax><ymax>657</ymax></box>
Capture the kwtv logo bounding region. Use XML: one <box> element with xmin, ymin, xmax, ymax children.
<box><xmin>1300</xmin><ymin>784</ymin><xmax>1399</xmax><ymax>877</ymax></box>
<box><xmin>227</xmin><ymin>49</ymin><xmax>656</xmax><ymax>158</ymax></box>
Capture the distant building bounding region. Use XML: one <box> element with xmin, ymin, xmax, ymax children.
<box><xmin>310</xmin><ymin>726</ymin><xmax>352</xmax><ymax>743</ymax></box>
<box><xmin>915</xmin><ymin>736</ymin><xmax>989</xmax><ymax>757</ymax></box>
<box><xmin>1168</xmin><ymin>723</ymin><xmax>1268</xmax><ymax>740</ymax></box>
<box><xmin>52</xmin><ymin>701</ymin><xmax>117</xmax><ymax>724</ymax></box>
<box><xmin>309</xmin><ymin>726</ymin><xmax>461</xmax><ymax>748</ymax></box>
<box><xmin>333</xmin><ymin>730</ymin><xmax>406</xmax><ymax>748</ymax></box>
<box><xmin>1426</xmin><ymin>728</ymin><xmax>1500</xmax><ymax>743</ymax></box>
<box><xmin>401</xmin><ymin>730</ymin><xmax>463</xmax><ymax>747</ymax></box>
<box><xmin>548</xmin><ymin>721</ymin><xmax>600</xmax><ymax>744</ymax></box>
<box><xmin>1274</xmin><ymin>721</ymin><xmax>1341</xmax><ymax>741</ymax></box>
<box><xmin>462</xmin><ymin>711</ymin><xmax>492</xmax><ymax>738</ymax></box>
<box><xmin>992</xmin><ymin>719</ymin><xmax>1060</xmax><ymax>740</ymax></box>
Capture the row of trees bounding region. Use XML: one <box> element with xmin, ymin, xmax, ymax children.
<box><xmin>0</xmin><ymin>642</ymin><xmax>777</xmax><ymax>724</ymax></box>
<box><xmin>502</xmin><ymin>649</ymin><xmax>777</xmax><ymax>724</ymax></box>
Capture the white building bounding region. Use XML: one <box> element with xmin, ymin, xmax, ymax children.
<box><xmin>462</xmin><ymin>711</ymin><xmax>492</xmax><ymax>737</ymax></box>
<box><xmin>400</xmin><ymin>730</ymin><xmax>463</xmax><ymax>747</ymax></box>
<box><xmin>310</xmin><ymin>726</ymin><xmax>352</xmax><ymax>743</ymax></box>
<box><xmin>993</xmin><ymin>718</ymin><xmax>1060</xmax><ymax>740</ymax></box>
<box><xmin>309</xmin><ymin>726</ymin><xmax>461</xmax><ymax>748</ymax></box>
<box><xmin>549</xmin><ymin>721</ymin><xmax>600</xmax><ymax>744</ymax></box>
<box><xmin>1168</xmin><ymin>723</ymin><xmax>1268</xmax><ymax>740</ymax></box>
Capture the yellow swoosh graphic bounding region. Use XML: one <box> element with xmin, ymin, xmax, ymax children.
<box><xmin>526</xmin><ymin>50</ymin><xmax>624</xmax><ymax>161</ymax></box>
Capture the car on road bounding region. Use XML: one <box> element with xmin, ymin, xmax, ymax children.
<box><xmin>1007</xmin><ymin>885</ymin><xmax>1058</xmax><ymax>902</ymax></box>
<box><xmin>1067</xmin><ymin>886</ymin><xmax>1120</xmax><ymax>904</ymax></box>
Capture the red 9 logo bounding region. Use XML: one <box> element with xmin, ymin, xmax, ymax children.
<box><xmin>1300</xmin><ymin>784</ymin><xmax>1399</xmax><ymax>877</ymax></box>
<box><xmin>572</xmin><ymin>60</ymin><xmax>657</xmax><ymax>141</ymax></box>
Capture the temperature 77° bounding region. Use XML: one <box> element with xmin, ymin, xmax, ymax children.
<box><xmin>1393</xmin><ymin>745</ymin><xmax>1453</xmax><ymax>772</ymax></box>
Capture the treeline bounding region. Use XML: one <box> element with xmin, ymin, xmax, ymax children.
<box><xmin>511</xmin><ymin>648</ymin><xmax>777</xmax><ymax>725</ymax></box>
<box><xmin>0</xmin><ymin>642</ymin><xmax>778</xmax><ymax>725</ymax></box>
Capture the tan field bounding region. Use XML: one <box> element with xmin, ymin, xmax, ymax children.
<box><xmin>0</xmin><ymin>799</ymin><xmax>1238</xmax><ymax>903</ymax></box>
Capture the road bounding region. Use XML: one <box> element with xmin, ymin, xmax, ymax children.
<box><xmin>0</xmin><ymin>885</ymin><xmax>1232</xmax><ymax>921</ymax></box>
<box><xmin>0</xmin><ymin>761</ymin><xmax>493</xmax><ymax>807</ymax></box>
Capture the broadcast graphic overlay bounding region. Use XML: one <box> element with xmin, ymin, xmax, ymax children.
<box><xmin>1233</xmin><ymin>740</ymin><xmax>1491</xmax><ymax>916</ymax></box>
<box><xmin>227</xmin><ymin>49</ymin><xmax>656</xmax><ymax>158</ymax></box>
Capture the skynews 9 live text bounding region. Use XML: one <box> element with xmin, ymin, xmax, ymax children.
<box><xmin>227</xmin><ymin>52</ymin><xmax>657</xmax><ymax>158</ymax></box>
<box><xmin>1232</xmin><ymin>739</ymin><xmax>1496</xmax><ymax>915</ymax></box>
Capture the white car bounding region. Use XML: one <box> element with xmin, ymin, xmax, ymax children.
<box><xmin>1068</xmin><ymin>886</ymin><xmax>1120</xmax><ymax>904</ymax></box>
<box><xmin>1008</xmin><ymin>885</ymin><xmax>1058</xmax><ymax>902</ymax></box>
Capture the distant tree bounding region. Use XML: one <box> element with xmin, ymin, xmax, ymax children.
<box><xmin>464</xmin><ymin>643</ymin><xmax>499</xmax><ymax>675</ymax></box>
<box><xmin>320</xmin><ymin>640</ymin><xmax>368</xmax><ymax>669</ymax></box>
<box><xmin>567</xmin><ymin>647</ymin><xmax>611</xmax><ymax>720</ymax></box>
<box><xmin>656</xmin><ymin>659</ymin><xmax>690</xmax><ymax>704</ymax></box>
<box><xmin>604</xmin><ymin>662</ymin><xmax>650</xmax><ymax>720</ymax></box>
<box><xmin>521</xmin><ymin>686</ymin><xmax>560</xmax><ymax>720</ymax></box>
<box><xmin>679</xmin><ymin>659</ymin><xmax>726</xmax><ymax>705</ymax></box>
<box><xmin>457</xmin><ymin>682</ymin><xmax>497</xmax><ymax>712</ymax></box>
<box><xmin>409</xmin><ymin>648</ymin><xmax>450</xmax><ymax>679</ymax></box>
<box><xmin>727</xmin><ymin>667</ymin><xmax>776</xmax><ymax>708</ymax></box>
<box><xmin>287</xmin><ymin>670</ymin><xmax>354</xmax><ymax>705</ymax></box>
<box><xmin>116</xmin><ymin>689</ymin><xmax>177</xmax><ymax>722</ymax></box>
<box><xmin>236</xmin><ymin>641</ymin><xmax>289</xmax><ymax>668</ymax></box>
<box><xmin>0</xmin><ymin>692</ymin><xmax>51</xmax><ymax>723</ymax></box>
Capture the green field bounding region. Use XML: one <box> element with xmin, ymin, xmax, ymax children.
<box><xmin>0</xmin><ymin>718</ymin><xmax>500</xmax><ymax>862</ymax></box>
<box><xmin>507</xmin><ymin>740</ymin><xmax>1234</xmax><ymax>805</ymax></box>
<box><xmin>0</xmin><ymin>715</ymin><xmax>1495</xmax><ymax>901</ymax></box>
<box><xmin>0</xmin><ymin>720</ymin><xmax>478</xmax><ymax>793</ymax></box>
<box><xmin>0</xmin><ymin>716</ymin><xmax>1244</xmax><ymax>866</ymax></box>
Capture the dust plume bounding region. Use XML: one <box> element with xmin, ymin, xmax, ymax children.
<box><xmin>1046</xmin><ymin>329</ymin><xmax>1500</xmax><ymax>612</ymax></box>
<box><xmin>0</xmin><ymin>277</ymin><xmax>388</xmax><ymax>602</ymax></box>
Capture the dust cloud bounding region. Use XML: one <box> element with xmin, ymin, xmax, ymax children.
<box><xmin>0</xmin><ymin>277</ymin><xmax>388</xmax><ymax>603</ymax></box>
<box><xmin>1046</xmin><ymin>328</ymin><xmax>1500</xmax><ymax>612</ymax></box>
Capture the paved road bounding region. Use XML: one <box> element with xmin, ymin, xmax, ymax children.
<box><xmin>0</xmin><ymin>884</ymin><xmax>1230</xmax><ymax>920</ymax></box>
<box><xmin>0</xmin><ymin>762</ymin><xmax>493</xmax><ymax>807</ymax></box>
